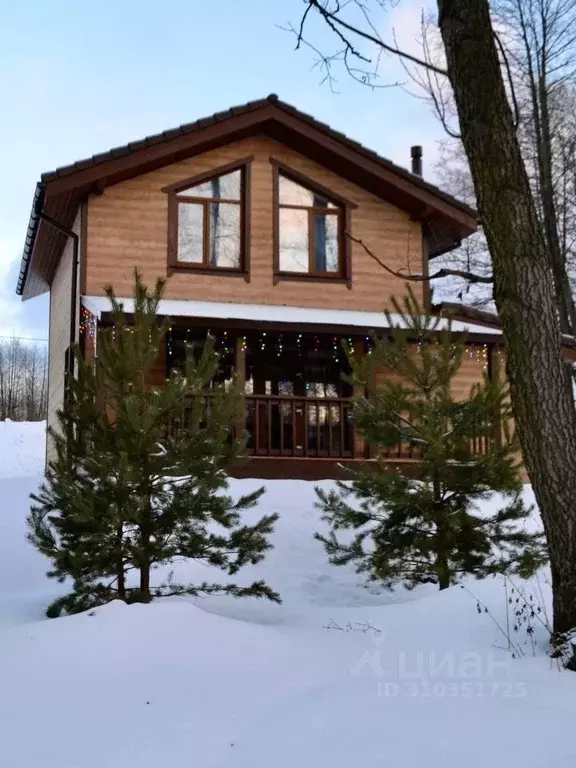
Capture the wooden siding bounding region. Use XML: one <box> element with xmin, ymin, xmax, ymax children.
<box><xmin>373</xmin><ymin>344</ymin><xmax>488</xmax><ymax>396</ymax></box>
<box><xmin>47</xmin><ymin>210</ymin><xmax>81</xmax><ymax>464</ymax></box>
<box><xmin>86</xmin><ymin>136</ymin><xmax>424</xmax><ymax>311</ymax></box>
<box><xmin>451</xmin><ymin>348</ymin><xmax>487</xmax><ymax>400</ymax></box>
<box><xmin>149</xmin><ymin>339</ymin><xmax>167</xmax><ymax>387</ymax></box>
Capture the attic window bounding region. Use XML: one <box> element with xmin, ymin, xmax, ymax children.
<box><xmin>163</xmin><ymin>157</ymin><xmax>252</xmax><ymax>277</ymax></box>
<box><xmin>271</xmin><ymin>160</ymin><xmax>355</xmax><ymax>286</ymax></box>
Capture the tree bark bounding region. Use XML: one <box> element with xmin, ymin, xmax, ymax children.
<box><xmin>116</xmin><ymin>524</ymin><xmax>126</xmax><ymax>601</ymax></box>
<box><xmin>536</xmin><ymin>67</ymin><xmax>576</xmax><ymax>335</ymax></box>
<box><xmin>433</xmin><ymin>473</ymin><xmax>451</xmax><ymax>590</ymax></box>
<box><xmin>139</xmin><ymin>561</ymin><xmax>150</xmax><ymax>602</ymax></box>
<box><xmin>438</xmin><ymin>0</ymin><xmax>576</xmax><ymax>634</ymax></box>
<box><xmin>138</xmin><ymin>515</ymin><xmax>152</xmax><ymax>602</ymax></box>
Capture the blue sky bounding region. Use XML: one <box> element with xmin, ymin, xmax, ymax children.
<box><xmin>0</xmin><ymin>0</ymin><xmax>441</xmax><ymax>342</ymax></box>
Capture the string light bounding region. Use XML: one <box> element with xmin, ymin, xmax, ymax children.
<box><xmin>79</xmin><ymin>307</ymin><xmax>97</xmax><ymax>340</ymax></box>
<box><xmin>465</xmin><ymin>344</ymin><xmax>489</xmax><ymax>369</ymax></box>
<box><xmin>163</xmin><ymin>329</ymin><xmax>492</xmax><ymax>372</ymax></box>
<box><xmin>332</xmin><ymin>335</ymin><xmax>339</xmax><ymax>360</ymax></box>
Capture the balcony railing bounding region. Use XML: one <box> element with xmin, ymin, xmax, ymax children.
<box><xmin>170</xmin><ymin>394</ymin><xmax>495</xmax><ymax>462</ymax></box>
<box><xmin>380</xmin><ymin>431</ymin><xmax>493</xmax><ymax>459</ymax></box>
<box><xmin>246</xmin><ymin>395</ymin><xmax>355</xmax><ymax>458</ymax></box>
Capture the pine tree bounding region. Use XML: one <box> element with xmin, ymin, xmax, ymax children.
<box><xmin>28</xmin><ymin>270</ymin><xmax>279</xmax><ymax>617</ymax></box>
<box><xmin>315</xmin><ymin>289</ymin><xmax>546</xmax><ymax>591</ymax></box>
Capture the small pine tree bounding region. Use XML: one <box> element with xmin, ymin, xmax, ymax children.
<box><xmin>315</xmin><ymin>289</ymin><xmax>546</xmax><ymax>591</ymax></box>
<box><xmin>28</xmin><ymin>270</ymin><xmax>279</xmax><ymax>616</ymax></box>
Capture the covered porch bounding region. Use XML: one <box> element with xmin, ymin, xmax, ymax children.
<box><xmin>168</xmin><ymin>326</ymin><xmax>363</xmax><ymax>463</ymax></box>
<box><xmin>81</xmin><ymin>297</ymin><xmax>503</xmax><ymax>479</ymax></box>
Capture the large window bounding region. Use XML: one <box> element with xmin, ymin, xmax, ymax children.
<box><xmin>273</xmin><ymin>161</ymin><xmax>354</xmax><ymax>284</ymax></box>
<box><xmin>164</xmin><ymin>157</ymin><xmax>251</xmax><ymax>275</ymax></box>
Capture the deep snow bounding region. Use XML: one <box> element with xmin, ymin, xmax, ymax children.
<box><xmin>0</xmin><ymin>420</ymin><xmax>574</xmax><ymax>768</ymax></box>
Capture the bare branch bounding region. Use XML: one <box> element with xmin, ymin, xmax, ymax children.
<box><xmin>494</xmin><ymin>31</ymin><xmax>521</xmax><ymax>130</ymax></box>
<box><xmin>347</xmin><ymin>232</ymin><xmax>493</xmax><ymax>284</ymax></box>
<box><xmin>302</xmin><ymin>0</ymin><xmax>448</xmax><ymax>77</ymax></box>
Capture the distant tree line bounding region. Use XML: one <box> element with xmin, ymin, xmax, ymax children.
<box><xmin>0</xmin><ymin>338</ymin><xmax>48</xmax><ymax>422</ymax></box>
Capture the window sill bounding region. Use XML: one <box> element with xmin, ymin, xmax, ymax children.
<box><xmin>169</xmin><ymin>264</ymin><xmax>250</xmax><ymax>281</ymax></box>
<box><xmin>274</xmin><ymin>271</ymin><xmax>351</xmax><ymax>287</ymax></box>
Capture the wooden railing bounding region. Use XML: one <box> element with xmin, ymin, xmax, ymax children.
<box><xmin>170</xmin><ymin>394</ymin><xmax>495</xmax><ymax>462</ymax></box>
<box><xmin>245</xmin><ymin>395</ymin><xmax>355</xmax><ymax>458</ymax></box>
<box><xmin>381</xmin><ymin>430</ymin><xmax>493</xmax><ymax>460</ymax></box>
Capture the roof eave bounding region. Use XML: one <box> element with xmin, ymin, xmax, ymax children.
<box><xmin>16</xmin><ymin>183</ymin><xmax>45</xmax><ymax>297</ymax></box>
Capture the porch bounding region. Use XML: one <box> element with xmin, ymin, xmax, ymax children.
<box><xmin>81</xmin><ymin>297</ymin><xmax>501</xmax><ymax>480</ymax></box>
<box><xmin>165</xmin><ymin>324</ymin><xmax>494</xmax><ymax>477</ymax></box>
<box><xmin>168</xmin><ymin>326</ymin><xmax>365</xmax><ymax>466</ymax></box>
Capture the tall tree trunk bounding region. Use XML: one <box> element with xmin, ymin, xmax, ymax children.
<box><xmin>138</xmin><ymin>488</ymin><xmax>153</xmax><ymax>603</ymax></box>
<box><xmin>116</xmin><ymin>523</ymin><xmax>126</xmax><ymax>601</ymax></box>
<box><xmin>537</xmin><ymin>71</ymin><xmax>576</xmax><ymax>335</ymax></box>
<box><xmin>433</xmin><ymin>473</ymin><xmax>451</xmax><ymax>590</ymax></box>
<box><xmin>438</xmin><ymin>0</ymin><xmax>576</xmax><ymax>634</ymax></box>
<box><xmin>515</xmin><ymin>0</ymin><xmax>576</xmax><ymax>335</ymax></box>
<box><xmin>139</xmin><ymin>561</ymin><xmax>150</xmax><ymax>601</ymax></box>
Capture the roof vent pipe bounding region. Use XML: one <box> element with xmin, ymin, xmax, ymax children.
<box><xmin>411</xmin><ymin>145</ymin><xmax>423</xmax><ymax>176</ymax></box>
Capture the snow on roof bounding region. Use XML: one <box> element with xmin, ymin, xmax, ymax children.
<box><xmin>81</xmin><ymin>296</ymin><xmax>503</xmax><ymax>336</ymax></box>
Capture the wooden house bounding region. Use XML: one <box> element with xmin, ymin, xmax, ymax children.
<box><xmin>17</xmin><ymin>94</ymin><xmax>511</xmax><ymax>479</ymax></box>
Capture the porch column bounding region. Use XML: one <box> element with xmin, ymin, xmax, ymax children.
<box><xmin>235</xmin><ymin>336</ymin><xmax>247</xmax><ymax>440</ymax></box>
<box><xmin>353</xmin><ymin>339</ymin><xmax>369</xmax><ymax>459</ymax></box>
<box><xmin>487</xmin><ymin>343</ymin><xmax>503</xmax><ymax>449</ymax></box>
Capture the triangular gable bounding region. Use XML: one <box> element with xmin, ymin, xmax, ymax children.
<box><xmin>17</xmin><ymin>94</ymin><xmax>478</xmax><ymax>299</ymax></box>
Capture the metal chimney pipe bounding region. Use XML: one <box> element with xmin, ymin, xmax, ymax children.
<box><xmin>411</xmin><ymin>145</ymin><xmax>423</xmax><ymax>176</ymax></box>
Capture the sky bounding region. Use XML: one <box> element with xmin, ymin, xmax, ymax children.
<box><xmin>0</xmin><ymin>0</ymin><xmax>442</xmax><ymax>343</ymax></box>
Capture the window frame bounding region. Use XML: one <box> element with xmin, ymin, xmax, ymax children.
<box><xmin>271</xmin><ymin>158</ymin><xmax>356</xmax><ymax>288</ymax></box>
<box><xmin>163</xmin><ymin>156</ymin><xmax>253</xmax><ymax>281</ymax></box>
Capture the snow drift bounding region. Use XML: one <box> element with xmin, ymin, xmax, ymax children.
<box><xmin>0</xmin><ymin>420</ymin><xmax>575</xmax><ymax>768</ymax></box>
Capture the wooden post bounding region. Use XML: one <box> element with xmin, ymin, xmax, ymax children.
<box><xmin>235</xmin><ymin>335</ymin><xmax>246</xmax><ymax>441</ymax></box>
<box><xmin>487</xmin><ymin>343</ymin><xmax>503</xmax><ymax>449</ymax></box>
<box><xmin>353</xmin><ymin>338</ymin><xmax>368</xmax><ymax>459</ymax></box>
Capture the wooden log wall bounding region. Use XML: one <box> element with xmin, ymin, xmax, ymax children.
<box><xmin>85</xmin><ymin>136</ymin><xmax>424</xmax><ymax>312</ymax></box>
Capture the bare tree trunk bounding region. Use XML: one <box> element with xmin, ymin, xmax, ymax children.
<box><xmin>433</xmin><ymin>473</ymin><xmax>451</xmax><ymax>590</ymax></box>
<box><xmin>438</xmin><ymin>0</ymin><xmax>576</xmax><ymax>634</ymax></box>
<box><xmin>0</xmin><ymin>340</ymin><xmax>48</xmax><ymax>421</ymax></box>
<box><xmin>535</xmin><ymin>52</ymin><xmax>576</xmax><ymax>334</ymax></box>
<box><xmin>116</xmin><ymin>524</ymin><xmax>126</xmax><ymax>601</ymax></box>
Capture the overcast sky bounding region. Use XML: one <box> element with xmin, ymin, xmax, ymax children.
<box><xmin>0</xmin><ymin>0</ymin><xmax>441</xmax><ymax>343</ymax></box>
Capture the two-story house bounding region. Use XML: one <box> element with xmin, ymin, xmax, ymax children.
<box><xmin>17</xmin><ymin>94</ymin><xmax>507</xmax><ymax>479</ymax></box>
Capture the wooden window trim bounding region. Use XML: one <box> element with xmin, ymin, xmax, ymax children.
<box><xmin>161</xmin><ymin>155</ymin><xmax>254</xmax><ymax>194</ymax></box>
<box><xmin>164</xmin><ymin>156</ymin><xmax>253</xmax><ymax>282</ymax></box>
<box><xmin>270</xmin><ymin>158</ymin><xmax>355</xmax><ymax>288</ymax></box>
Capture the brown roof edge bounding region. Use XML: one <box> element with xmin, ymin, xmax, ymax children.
<box><xmin>16</xmin><ymin>182</ymin><xmax>45</xmax><ymax>296</ymax></box>
<box><xmin>38</xmin><ymin>94</ymin><xmax>477</xmax><ymax>223</ymax></box>
<box><xmin>432</xmin><ymin>301</ymin><xmax>500</xmax><ymax>329</ymax></box>
<box><xmin>18</xmin><ymin>94</ymin><xmax>478</xmax><ymax>297</ymax></box>
<box><xmin>432</xmin><ymin>301</ymin><xmax>576</xmax><ymax>351</ymax></box>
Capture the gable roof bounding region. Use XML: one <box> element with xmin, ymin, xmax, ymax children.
<box><xmin>17</xmin><ymin>94</ymin><xmax>478</xmax><ymax>299</ymax></box>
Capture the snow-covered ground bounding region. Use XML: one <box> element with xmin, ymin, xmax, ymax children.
<box><xmin>0</xmin><ymin>421</ymin><xmax>575</xmax><ymax>768</ymax></box>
